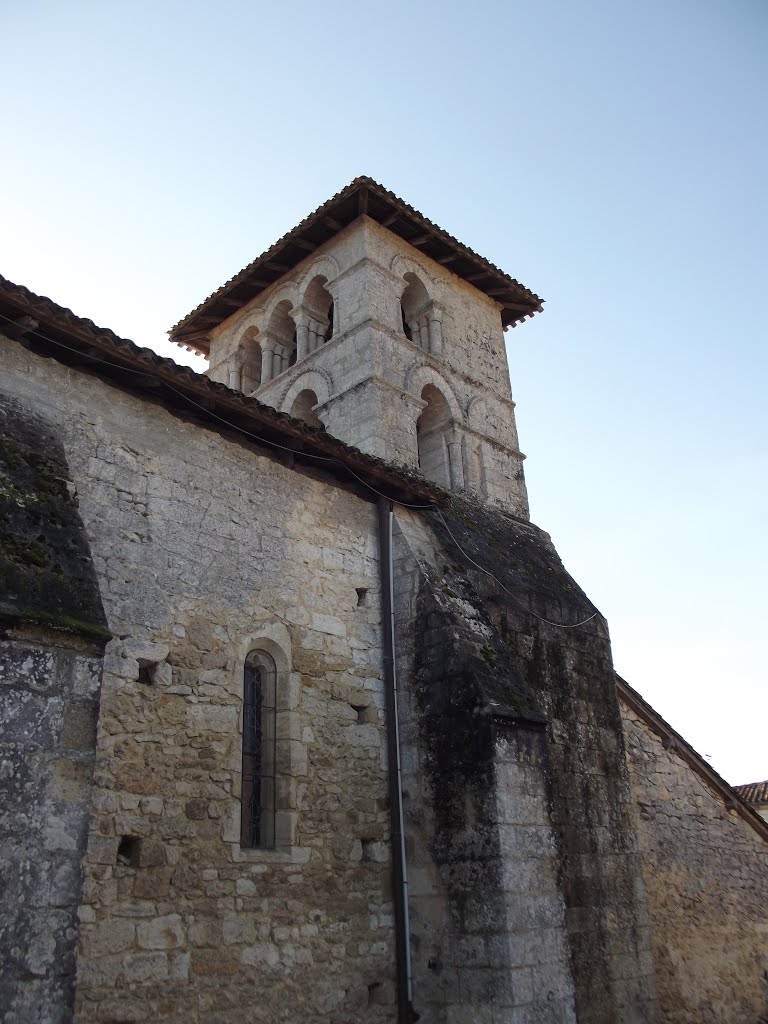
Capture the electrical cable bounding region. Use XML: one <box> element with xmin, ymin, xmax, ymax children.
<box><xmin>0</xmin><ymin>311</ymin><xmax>436</xmax><ymax>509</ymax></box>
<box><xmin>2</xmin><ymin>309</ymin><xmax>602</xmax><ymax>628</ymax></box>
<box><xmin>432</xmin><ymin>508</ymin><xmax>602</xmax><ymax>630</ymax></box>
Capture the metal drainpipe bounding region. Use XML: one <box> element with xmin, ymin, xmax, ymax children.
<box><xmin>377</xmin><ymin>498</ymin><xmax>418</xmax><ymax>1024</ymax></box>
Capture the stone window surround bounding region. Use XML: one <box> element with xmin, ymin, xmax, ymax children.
<box><xmin>226</xmin><ymin>254</ymin><xmax>450</xmax><ymax>394</ymax></box>
<box><xmin>401</xmin><ymin>297</ymin><xmax>444</xmax><ymax>355</ymax></box>
<box><xmin>230</xmin><ymin>279</ymin><xmax>341</xmax><ymax>390</ymax></box>
<box><xmin>228</xmin><ymin>629</ymin><xmax>307</xmax><ymax>865</ymax></box>
<box><xmin>240</xmin><ymin>648</ymin><xmax>277</xmax><ymax>849</ymax></box>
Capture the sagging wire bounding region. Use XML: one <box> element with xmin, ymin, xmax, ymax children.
<box><xmin>0</xmin><ymin>311</ymin><xmax>435</xmax><ymax>510</ymax></box>
<box><xmin>432</xmin><ymin>508</ymin><xmax>602</xmax><ymax>631</ymax></box>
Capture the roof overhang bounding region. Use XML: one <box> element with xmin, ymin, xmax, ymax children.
<box><xmin>169</xmin><ymin>176</ymin><xmax>544</xmax><ymax>356</ymax></box>
<box><xmin>0</xmin><ymin>274</ymin><xmax>446</xmax><ymax>510</ymax></box>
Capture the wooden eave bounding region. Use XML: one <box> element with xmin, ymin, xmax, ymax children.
<box><xmin>169</xmin><ymin>176</ymin><xmax>544</xmax><ymax>356</ymax></box>
<box><xmin>0</xmin><ymin>274</ymin><xmax>446</xmax><ymax>509</ymax></box>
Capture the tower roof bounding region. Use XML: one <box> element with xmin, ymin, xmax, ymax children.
<box><xmin>169</xmin><ymin>176</ymin><xmax>544</xmax><ymax>355</ymax></box>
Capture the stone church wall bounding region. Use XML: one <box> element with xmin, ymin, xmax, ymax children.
<box><xmin>621</xmin><ymin>702</ymin><xmax>768</xmax><ymax>1024</ymax></box>
<box><xmin>392</xmin><ymin>504</ymin><xmax>660</xmax><ymax>1023</ymax></box>
<box><xmin>1</xmin><ymin>637</ymin><xmax>104</xmax><ymax>1024</ymax></box>
<box><xmin>1</xmin><ymin>396</ymin><xmax>109</xmax><ymax>1024</ymax></box>
<box><xmin>0</xmin><ymin>339</ymin><xmax>395</xmax><ymax>1023</ymax></box>
<box><xmin>3</xmin><ymin>317</ymin><xmax>766</xmax><ymax>1024</ymax></box>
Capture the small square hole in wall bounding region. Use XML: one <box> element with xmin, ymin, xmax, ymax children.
<box><xmin>137</xmin><ymin>664</ymin><xmax>153</xmax><ymax>685</ymax></box>
<box><xmin>351</xmin><ymin>704</ymin><xmax>375</xmax><ymax>724</ymax></box>
<box><xmin>117</xmin><ymin>836</ymin><xmax>141</xmax><ymax>867</ymax></box>
<box><xmin>356</xmin><ymin>588</ymin><xmax>368</xmax><ymax>607</ymax></box>
<box><xmin>362</xmin><ymin>838</ymin><xmax>384</xmax><ymax>862</ymax></box>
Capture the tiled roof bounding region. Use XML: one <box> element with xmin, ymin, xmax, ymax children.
<box><xmin>169</xmin><ymin>176</ymin><xmax>544</xmax><ymax>355</ymax></box>
<box><xmin>0</xmin><ymin>273</ymin><xmax>444</xmax><ymax>508</ymax></box>
<box><xmin>734</xmin><ymin>781</ymin><xmax>768</xmax><ymax>806</ymax></box>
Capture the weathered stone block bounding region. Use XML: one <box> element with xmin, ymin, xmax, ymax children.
<box><xmin>136</xmin><ymin>914</ymin><xmax>184</xmax><ymax>950</ymax></box>
<box><xmin>88</xmin><ymin>918</ymin><xmax>136</xmax><ymax>955</ymax></box>
<box><xmin>120</xmin><ymin>951</ymin><xmax>168</xmax><ymax>983</ymax></box>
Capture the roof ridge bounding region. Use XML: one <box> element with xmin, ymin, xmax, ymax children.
<box><xmin>168</xmin><ymin>177</ymin><xmax>543</xmax><ymax>352</ymax></box>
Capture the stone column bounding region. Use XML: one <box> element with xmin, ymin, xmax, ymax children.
<box><xmin>418</xmin><ymin>315</ymin><xmax>430</xmax><ymax>351</ymax></box>
<box><xmin>296</xmin><ymin>316</ymin><xmax>310</xmax><ymax>362</ymax></box>
<box><xmin>260</xmin><ymin>338</ymin><xmax>275</xmax><ymax>383</ymax></box>
<box><xmin>328</xmin><ymin>286</ymin><xmax>341</xmax><ymax>338</ymax></box>
<box><xmin>410</xmin><ymin>318</ymin><xmax>422</xmax><ymax>348</ymax></box>
<box><xmin>228</xmin><ymin>367</ymin><xmax>242</xmax><ymax>391</ymax></box>
<box><xmin>447</xmin><ymin>432</ymin><xmax>465</xmax><ymax>491</ymax></box>
<box><xmin>272</xmin><ymin>345</ymin><xmax>285</xmax><ymax>379</ymax></box>
<box><xmin>428</xmin><ymin>314</ymin><xmax>443</xmax><ymax>356</ymax></box>
<box><xmin>310</xmin><ymin>319</ymin><xmax>322</xmax><ymax>352</ymax></box>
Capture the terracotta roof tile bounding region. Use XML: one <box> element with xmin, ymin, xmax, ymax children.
<box><xmin>0</xmin><ymin>273</ymin><xmax>445</xmax><ymax>508</ymax></box>
<box><xmin>734</xmin><ymin>781</ymin><xmax>768</xmax><ymax>805</ymax></box>
<box><xmin>169</xmin><ymin>176</ymin><xmax>544</xmax><ymax>355</ymax></box>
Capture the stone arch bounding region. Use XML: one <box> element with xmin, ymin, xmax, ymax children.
<box><xmin>416</xmin><ymin>384</ymin><xmax>453</xmax><ymax>488</ymax></box>
<box><xmin>263</xmin><ymin>283</ymin><xmax>299</xmax><ymax>322</ymax></box>
<box><xmin>391</xmin><ymin>256</ymin><xmax>443</xmax><ymax>354</ymax></box>
<box><xmin>466</xmin><ymin>395</ymin><xmax>489</xmax><ymax>430</ymax></box>
<box><xmin>400</xmin><ymin>272</ymin><xmax>431</xmax><ymax>346</ymax></box>
<box><xmin>264</xmin><ymin>299</ymin><xmax>297</xmax><ymax>377</ymax></box>
<box><xmin>405</xmin><ymin>363</ymin><xmax>463</xmax><ymax>423</ymax></box>
<box><xmin>266</xmin><ymin>298</ymin><xmax>295</xmax><ymax>342</ymax></box>
<box><xmin>238</xmin><ymin>326</ymin><xmax>262</xmax><ymax>393</ymax></box>
<box><xmin>297</xmin><ymin>254</ymin><xmax>340</xmax><ymax>293</ymax></box>
<box><xmin>289</xmin><ymin>390</ymin><xmax>323</xmax><ymax>429</ymax></box>
<box><xmin>280</xmin><ymin>369</ymin><xmax>333</xmax><ymax>415</ymax></box>
<box><xmin>233</xmin><ymin>625</ymin><xmax>297</xmax><ymax>852</ymax></box>
<box><xmin>301</xmin><ymin>274</ymin><xmax>334</xmax><ymax>346</ymax></box>
<box><xmin>235</xmin><ymin>623</ymin><xmax>292</xmax><ymax>682</ymax></box>
<box><xmin>390</xmin><ymin>252</ymin><xmax>439</xmax><ymax>293</ymax></box>
<box><xmin>233</xmin><ymin>305</ymin><xmax>266</xmax><ymax>337</ymax></box>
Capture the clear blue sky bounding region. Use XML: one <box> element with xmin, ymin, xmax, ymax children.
<box><xmin>2</xmin><ymin>0</ymin><xmax>766</xmax><ymax>783</ymax></box>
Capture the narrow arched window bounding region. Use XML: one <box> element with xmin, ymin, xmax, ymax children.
<box><xmin>416</xmin><ymin>384</ymin><xmax>453</xmax><ymax>488</ymax></box>
<box><xmin>401</xmin><ymin>273</ymin><xmax>432</xmax><ymax>350</ymax></box>
<box><xmin>241</xmin><ymin>650</ymin><xmax>277</xmax><ymax>848</ymax></box>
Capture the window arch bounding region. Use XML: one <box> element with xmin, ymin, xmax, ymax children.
<box><xmin>262</xmin><ymin>300</ymin><xmax>297</xmax><ymax>381</ymax></box>
<box><xmin>241</xmin><ymin>649</ymin><xmax>277</xmax><ymax>848</ymax></box>
<box><xmin>417</xmin><ymin>384</ymin><xmax>453</xmax><ymax>488</ymax></box>
<box><xmin>289</xmin><ymin>388</ymin><xmax>323</xmax><ymax>429</ymax></box>
<box><xmin>239</xmin><ymin>326</ymin><xmax>262</xmax><ymax>393</ymax></box>
<box><xmin>401</xmin><ymin>272</ymin><xmax>442</xmax><ymax>353</ymax></box>
<box><xmin>298</xmin><ymin>275</ymin><xmax>335</xmax><ymax>358</ymax></box>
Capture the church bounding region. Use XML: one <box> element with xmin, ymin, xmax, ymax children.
<box><xmin>1</xmin><ymin>178</ymin><xmax>766</xmax><ymax>1024</ymax></box>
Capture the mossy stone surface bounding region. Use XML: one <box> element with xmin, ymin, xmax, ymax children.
<box><xmin>0</xmin><ymin>397</ymin><xmax>108</xmax><ymax>640</ymax></box>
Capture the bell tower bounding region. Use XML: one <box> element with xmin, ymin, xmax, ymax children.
<box><xmin>170</xmin><ymin>178</ymin><xmax>543</xmax><ymax>517</ymax></box>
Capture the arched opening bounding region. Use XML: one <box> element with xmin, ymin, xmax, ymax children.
<box><xmin>302</xmin><ymin>275</ymin><xmax>334</xmax><ymax>351</ymax></box>
<box><xmin>239</xmin><ymin>326</ymin><xmax>262</xmax><ymax>393</ymax></box>
<box><xmin>266</xmin><ymin>300</ymin><xmax>296</xmax><ymax>378</ymax></box>
<box><xmin>325</xmin><ymin>302</ymin><xmax>334</xmax><ymax>342</ymax></box>
<box><xmin>416</xmin><ymin>384</ymin><xmax>452</xmax><ymax>487</ymax></box>
<box><xmin>289</xmin><ymin>389</ymin><xmax>323</xmax><ymax>429</ymax></box>
<box><xmin>401</xmin><ymin>305</ymin><xmax>413</xmax><ymax>342</ymax></box>
<box><xmin>401</xmin><ymin>273</ymin><xmax>431</xmax><ymax>350</ymax></box>
<box><xmin>241</xmin><ymin>649</ymin><xmax>277</xmax><ymax>849</ymax></box>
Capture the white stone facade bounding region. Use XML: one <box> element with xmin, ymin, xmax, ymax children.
<box><xmin>206</xmin><ymin>218</ymin><xmax>529</xmax><ymax>517</ymax></box>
